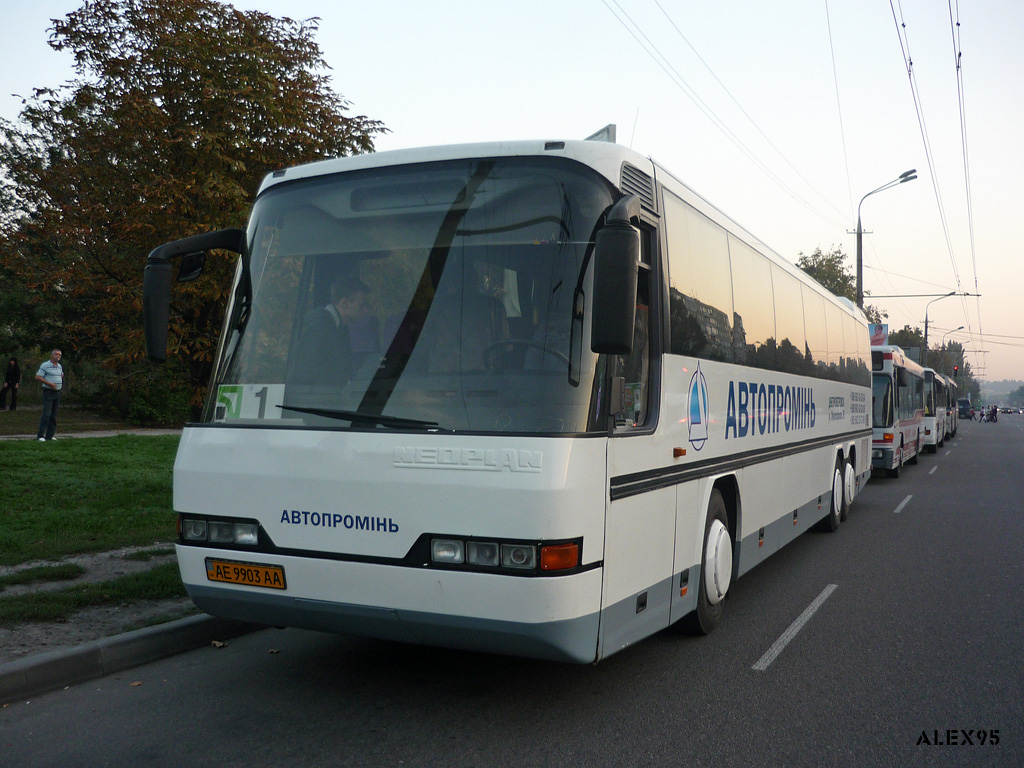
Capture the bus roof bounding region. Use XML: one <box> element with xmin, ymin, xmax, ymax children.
<box><xmin>872</xmin><ymin>344</ymin><xmax>926</xmax><ymax>374</ymax></box>
<box><xmin>256</xmin><ymin>140</ymin><xmax>654</xmax><ymax>197</ymax></box>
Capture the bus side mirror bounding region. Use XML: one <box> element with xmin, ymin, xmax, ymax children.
<box><xmin>591</xmin><ymin>195</ymin><xmax>640</xmax><ymax>355</ymax></box>
<box><xmin>144</xmin><ymin>228</ymin><xmax>244</xmax><ymax>362</ymax></box>
<box><xmin>143</xmin><ymin>260</ymin><xmax>173</xmax><ymax>363</ymax></box>
<box><xmin>177</xmin><ymin>251</ymin><xmax>207</xmax><ymax>283</ymax></box>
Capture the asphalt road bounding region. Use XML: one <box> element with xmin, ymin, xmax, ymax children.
<box><xmin>3</xmin><ymin>419</ymin><xmax>1022</xmax><ymax>768</ymax></box>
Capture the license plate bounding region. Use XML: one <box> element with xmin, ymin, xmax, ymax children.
<box><xmin>205</xmin><ymin>558</ymin><xmax>286</xmax><ymax>590</ymax></box>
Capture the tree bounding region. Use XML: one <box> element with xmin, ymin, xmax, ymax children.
<box><xmin>1008</xmin><ymin>385</ymin><xmax>1024</xmax><ymax>408</ymax></box>
<box><xmin>0</xmin><ymin>0</ymin><xmax>385</xmax><ymax>419</ymax></box>
<box><xmin>796</xmin><ymin>245</ymin><xmax>886</xmax><ymax>325</ymax></box>
<box><xmin>887</xmin><ymin>325</ymin><xmax>925</xmax><ymax>353</ymax></box>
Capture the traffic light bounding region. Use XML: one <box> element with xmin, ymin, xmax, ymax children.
<box><xmin>954</xmin><ymin>365</ymin><xmax>959</xmax><ymax>377</ymax></box>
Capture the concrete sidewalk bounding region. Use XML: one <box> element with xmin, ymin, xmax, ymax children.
<box><xmin>0</xmin><ymin>615</ymin><xmax>263</xmax><ymax>704</ymax></box>
<box><xmin>0</xmin><ymin>425</ymin><xmax>243</xmax><ymax>704</ymax></box>
<box><xmin>0</xmin><ymin>428</ymin><xmax>183</xmax><ymax>441</ymax></box>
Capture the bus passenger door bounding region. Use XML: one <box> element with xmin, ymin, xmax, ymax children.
<box><xmin>599</xmin><ymin>237</ymin><xmax>676</xmax><ymax>658</ymax></box>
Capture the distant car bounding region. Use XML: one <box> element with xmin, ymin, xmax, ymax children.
<box><xmin>1001</xmin><ymin>407</ymin><xmax>1015</xmax><ymax>414</ymax></box>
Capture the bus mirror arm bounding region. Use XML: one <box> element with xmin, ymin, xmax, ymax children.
<box><xmin>605</xmin><ymin>194</ymin><xmax>641</xmax><ymax>226</ymax></box>
<box><xmin>143</xmin><ymin>228</ymin><xmax>245</xmax><ymax>363</ymax></box>
<box><xmin>591</xmin><ymin>195</ymin><xmax>640</xmax><ymax>355</ymax></box>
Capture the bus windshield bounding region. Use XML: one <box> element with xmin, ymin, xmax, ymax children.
<box><xmin>923</xmin><ymin>371</ymin><xmax>935</xmax><ymax>416</ymax></box>
<box><xmin>872</xmin><ymin>373</ymin><xmax>893</xmax><ymax>428</ymax></box>
<box><xmin>206</xmin><ymin>157</ymin><xmax>616</xmax><ymax>433</ymax></box>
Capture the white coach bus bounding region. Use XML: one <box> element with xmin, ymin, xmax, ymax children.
<box><xmin>144</xmin><ymin>140</ymin><xmax>873</xmax><ymax>663</ymax></box>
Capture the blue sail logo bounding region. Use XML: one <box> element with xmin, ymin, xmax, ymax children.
<box><xmin>688</xmin><ymin>363</ymin><xmax>710</xmax><ymax>451</ymax></box>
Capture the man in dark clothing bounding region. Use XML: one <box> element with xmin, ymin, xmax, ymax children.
<box><xmin>0</xmin><ymin>357</ymin><xmax>20</xmax><ymax>411</ymax></box>
<box><xmin>287</xmin><ymin>270</ymin><xmax>373</xmax><ymax>386</ymax></box>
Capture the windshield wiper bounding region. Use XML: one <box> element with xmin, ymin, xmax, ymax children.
<box><xmin>278</xmin><ymin>405</ymin><xmax>450</xmax><ymax>431</ymax></box>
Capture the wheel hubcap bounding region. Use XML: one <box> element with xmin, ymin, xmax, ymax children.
<box><xmin>844</xmin><ymin>462</ymin><xmax>856</xmax><ymax>506</ymax></box>
<box><xmin>704</xmin><ymin>519</ymin><xmax>732</xmax><ymax>605</ymax></box>
<box><xmin>832</xmin><ymin>468</ymin><xmax>843</xmax><ymax>516</ymax></box>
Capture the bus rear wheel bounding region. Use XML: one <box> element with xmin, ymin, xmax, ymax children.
<box><xmin>684</xmin><ymin>489</ymin><xmax>731</xmax><ymax>635</ymax></box>
<box><xmin>842</xmin><ymin>457</ymin><xmax>856</xmax><ymax>518</ymax></box>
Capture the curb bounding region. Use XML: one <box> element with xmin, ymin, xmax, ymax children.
<box><xmin>0</xmin><ymin>614</ymin><xmax>263</xmax><ymax>705</ymax></box>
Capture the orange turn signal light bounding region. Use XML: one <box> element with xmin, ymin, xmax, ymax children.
<box><xmin>540</xmin><ymin>543</ymin><xmax>579</xmax><ymax>571</ymax></box>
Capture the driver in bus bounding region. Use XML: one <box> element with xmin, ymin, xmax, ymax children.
<box><xmin>287</xmin><ymin>267</ymin><xmax>376</xmax><ymax>386</ymax></box>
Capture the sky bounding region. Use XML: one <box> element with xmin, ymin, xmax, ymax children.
<box><xmin>2</xmin><ymin>1</ymin><xmax>1022</xmax><ymax>382</ymax></box>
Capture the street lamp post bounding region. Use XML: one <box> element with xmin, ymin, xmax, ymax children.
<box><xmin>856</xmin><ymin>169</ymin><xmax>918</xmax><ymax>308</ymax></box>
<box><xmin>923</xmin><ymin>291</ymin><xmax>956</xmax><ymax>367</ymax></box>
<box><xmin>940</xmin><ymin>326</ymin><xmax>964</xmax><ymax>373</ymax></box>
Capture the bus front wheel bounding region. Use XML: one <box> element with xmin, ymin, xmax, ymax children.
<box><xmin>685</xmin><ymin>488</ymin><xmax>731</xmax><ymax>635</ymax></box>
<box><xmin>886</xmin><ymin>443</ymin><xmax>903</xmax><ymax>479</ymax></box>
<box><xmin>816</xmin><ymin>455</ymin><xmax>845</xmax><ymax>532</ymax></box>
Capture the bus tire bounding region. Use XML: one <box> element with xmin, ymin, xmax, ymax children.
<box><xmin>908</xmin><ymin>433</ymin><xmax>920</xmax><ymax>465</ymax></box>
<box><xmin>684</xmin><ymin>489</ymin><xmax>731</xmax><ymax>635</ymax></box>
<box><xmin>816</xmin><ymin>456</ymin><xmax>845</xmax><ymax>532</ymax></box>
<box><xmin>886</xmin><ymin>443</ymin><xmax>903</xmax><ymax>479</ymax></box>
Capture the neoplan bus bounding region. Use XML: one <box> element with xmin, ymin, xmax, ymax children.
<box><xmin>871</xmin><ymin>345</ymin><xmax>925</xmax><ymax>477</ymax></box>
<box><xmin>144</xmin><ymin>140</ymin><xmax>873</xmax><ymax>663</ymax></box>
<box><xmin>921</xmin><ymin>367</ymin><xmax>948</xmax><ymax>453</ymax></box>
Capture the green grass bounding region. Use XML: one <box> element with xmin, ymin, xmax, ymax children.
<box><xmin>0</xmin><ymin>562</ymin><xmax>188</xmax><ymax>626</ymax></box>
<box><xmin>0</xmin><ymin>564</ymin><xmax>87</xmax><ymax>591</ymax></box>
<box><xmin>0</xmin><ymin>434</ymin><xmax>181</xmax><ymax>566</ymax></box>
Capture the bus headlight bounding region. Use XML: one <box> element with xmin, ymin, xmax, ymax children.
<box><xmin>425</xmin><ymin>535</ymin><xmax>579</xmax><ymax>574</ymax></box>
<box><xmin>431</xmin><ymin>538</ymin><xmax>464</xmax><ymax>564</ymax></box>
<box><xmin>208</xmin><ymin>521</ymin><xmax>235</xmax><ymax>543</ymax></box>
<box><xmin>466</xmin><ymin>541</ymin><xmax>500</xmax><ymax>566</ymax></box>
<box><xmin>501</xmin><ymin>544</ymin><xmax>536</xmax><ymax>570</ymax></box>
<box><xmin>182</xmin><ymin>519</ymin><xmax>207</xmax><ymax>541</ymax></box>
<box><xmin>178</xmin><ymin>515</ymin><xmax>260</xmax><ymax>546</ymax></box>
<box><xmin>233</xmin><ymin>523</ymin><xmax>259</xmax><ymax>546</ymax></box>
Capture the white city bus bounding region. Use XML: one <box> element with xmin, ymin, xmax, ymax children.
<box><xmin>921</xmin><ymin>367</ymin><xmax>948</xmax><ymax>453</ymax></box>
<box><xmin>871</xmin><ymin>345</ymin><xmax>925</xmax><ymax>476</ymax></box>
<box><xmin>945</xmin><ymin>377</ymin><xmax>959</xmax><ymax>438</ymax></box>
<box><xmin>144</xmin><ymin>140</ymin><xmax>873</xmax><ymax>663</ymax></box>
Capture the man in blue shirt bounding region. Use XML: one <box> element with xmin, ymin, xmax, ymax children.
<box><xmin>35</xmin><ymin>349</ymin><xmax>64</xmax><ymax>441</ymax></box>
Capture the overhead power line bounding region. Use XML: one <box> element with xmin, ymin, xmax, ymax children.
<box><xmin>600</xmin><ymin>0</ymin><xmax>849</xmax><ymax>229</ymax></box>
<box><xmin>889</xmin><ymin>1</ymin><xmax>965</xmax><ymax>294</ymax></box>
<box><xmin>947</xmin><ymin>0</ymin><xmax>984</xmax><ymax>357</ymax></box>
